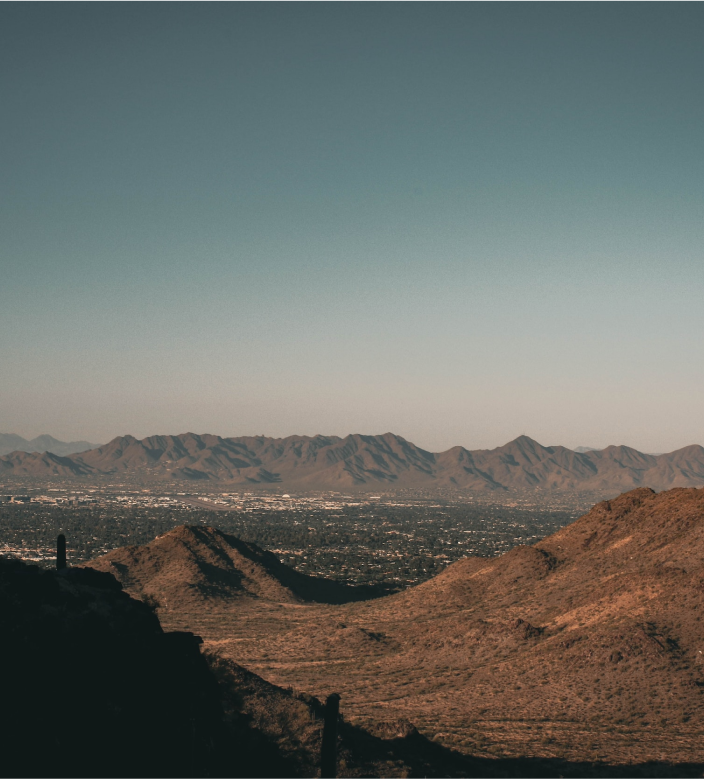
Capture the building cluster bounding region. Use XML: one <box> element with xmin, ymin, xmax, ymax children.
<box><xmin>1</xmin><ymin>494</ymin><xmax>96</xmax><ymax>506</ymax></box>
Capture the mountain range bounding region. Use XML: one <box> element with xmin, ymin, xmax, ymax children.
<box><xmin>2</xmin><ymin>431</ymin><xmax>704</xmax><ymax>494</ymax></box>
<box><xmin>83</xmin><ymin>486</ymin><xmax>704</xmax><ymax>767</ymax></box>
<box><xmin>0</xmin><ymin>433</ymin><xmax>98</xmax><ymax>457</ymax></box>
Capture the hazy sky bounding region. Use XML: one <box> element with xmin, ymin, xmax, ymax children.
<box><xmin>2</xmin><ymin>3</ymin><xmax>703</xmax><ymax>453</ymax></box>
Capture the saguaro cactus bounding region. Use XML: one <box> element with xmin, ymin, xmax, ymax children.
<box><xmin>320</xmin><ymin>693</ymin><xmax>340</xmax><ymax>779</ymax></box>
<box><xmin>57</xmin><ymin>534</ymin><xmax>67</xmax><ymax>570</ymax></box>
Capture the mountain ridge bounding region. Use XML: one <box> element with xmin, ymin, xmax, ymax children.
<box><xmin>2</xmin><ymin>431</ymin><xmax>704</xmax><ymax>494</ymax></box>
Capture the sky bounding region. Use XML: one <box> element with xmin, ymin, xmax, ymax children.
<box><xmin>1</xmin><ymin>3</ymin><xmax>703</xmax><ymax>453</ymax></box>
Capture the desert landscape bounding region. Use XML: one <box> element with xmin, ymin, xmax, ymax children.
<box><xmin>4</xmin><ymin>2</ymin><xmax>702</xmax><ymax>775</ymax></box>
<box><xmin>84</xmin><ymin>486</ymin><xmax>704</xmax><ymax>771</ymax></box>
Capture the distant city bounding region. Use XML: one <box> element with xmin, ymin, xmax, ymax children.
<box><xmin>0</xmin><ymin>484</ymin><xmax>583</xmax><ymax>587</ymax></box>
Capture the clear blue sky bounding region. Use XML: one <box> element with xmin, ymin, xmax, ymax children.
<box><xmin>2</xmin><ymin>3</ymin><xmax>703</xmax><ymax>452</ymax></box>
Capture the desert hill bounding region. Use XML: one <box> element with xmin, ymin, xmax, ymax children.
<box><xmin>0</xmin><ymin>551</ymin><xmax>482</xmax><ymax>778</ymax></box>
<box><xmin>86</xmin><ymin>525</ymin><xmax>386</xmax><ymax>607</ymax></box>
<box><xmin>3</xmin><ymin>431</ymin><xmax>704</xmax><ymax>494</ymax></box>
<box><xmin>3</xmin><ymin>545</ymin><xmax>621</xmax><ymax>777</ymax></box>
<box><xmin>107</xmin><ymin>487</ymin><xmax>704</xmax><ymax>767</ymax></box>
<box><xmin>340</xmin><ymin>486</ymin><xmax>704</xmax><ymax>763</ymax></box>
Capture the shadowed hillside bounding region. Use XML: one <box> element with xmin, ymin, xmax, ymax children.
<box><xmin>6</xmin><ymin>550</ymin><xmax>686</xmax><ymax>777</ymax></box>
<box><xmin>0</xmin><ymin>556</ymin><xmax>233</xmax><ymax>778</ymax></box>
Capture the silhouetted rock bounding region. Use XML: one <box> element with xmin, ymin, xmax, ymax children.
<box><xmin>0</xmin><ymin>555</ymin><xmax>225</xmax><ymax>777</ymax></box>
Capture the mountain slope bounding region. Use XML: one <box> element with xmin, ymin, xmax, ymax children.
<box><xmin>0</xmin><ymin>556</ymin><xmax>232</xmax><ymax>777</ymax></box>
<box><xmin>2</xmin><ymin>552</ymin><xmax>473</xmax><ymax>778</ymax></box>
<box><xmin>85</xmin><ymin>486</ymin><xmax>704</xmax><ymax>766</ymax></box>
<box><xmin>346</xmin><ymin>486</ymin><xmax>704</xmax><ymax>758</ymax></box>
<box><xmin>3</xmin><ymin>431</ymin><xmax>704</xmax><ymax>494</ymax></box>
<box><xmin>86</xmin><ymin>525</ymin><xmax>384</xmax><ymax>607</ymax></box>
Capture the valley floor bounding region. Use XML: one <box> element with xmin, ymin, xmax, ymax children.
<box><xmin>83</xmin><ymin>487</ymin><xmax>704</xmax><ymax>773</ymax></box>
<box><xmin>159</xmin><ymin>595</ymin><xmax>704</xmax><ymax>767</ymax></box>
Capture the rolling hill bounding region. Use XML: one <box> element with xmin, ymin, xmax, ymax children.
<box><xmin>2</xmin><ymin>431</ymin><xmax>704</xmax><ymax>495</ymax></box>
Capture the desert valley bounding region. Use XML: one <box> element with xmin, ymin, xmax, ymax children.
<box><xmin>3</xmin><ymin>432</ymin><xmax>704</xmax><ymax>775</ymax></box>
<box><xmin>4</xmin><ymin>3</ymin><xmax>703</xmax><ymax>775</ymax></box>
<box><xmin>83</xmin><ymin>487</ymin><xmax>704</xmax><ymax>770</ymax></box>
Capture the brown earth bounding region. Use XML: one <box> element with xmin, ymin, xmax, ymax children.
<box><xmin>1</xmin><ymin>551</ymin><xmax>482</xmax><ymax>777</ymax></box>
<box><xmin>86</xmin><ymin>487</ymin><xmax>704</xmax><ymax>768</ymax></box>
<box><xmin>4</xmin><ymin>431</ymin><xmax>704</xmax><ymax>494</ymax></box>
<box><xmin>88</xmin><ymin>525</ymin><xmax>386</xmax><ymax>607</ymax></box>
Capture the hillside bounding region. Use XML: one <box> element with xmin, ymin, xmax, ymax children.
<box><xmin>0</xmin><ymin>555</ymin><xmax>258</xmax><ymax>777</ymax></box>
<box><xmin>0</xmin><ymin>449</ymin><xmax>96</xmax><ymax>477</ymax></box>
<box><xmin>5</xmin><ymin>548</ymin><xmax>633</xmax><ymax>778</ymax></box>
<box><xmin>86</xmin><ymin>525</ymin><xmax>386</xmax><ymax>607</ymax></box>
<box><xmin>3</xmin><ymin>431</ymin><xmax>704</xmax><ymax>495</ymax></box>
<box><xmin>107</xmin><ymin>487</ymin><xmax>704</xmax><ymax>768</ymax></box>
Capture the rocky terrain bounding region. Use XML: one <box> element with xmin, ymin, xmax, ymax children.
<box><xmin>2</xmin><ymin>550</ymin><xmax>640</xmax><ymax>779</ymax></box>
<box><xmin>0</xmin><ymin>547</ymin><xmax>491</xmax><ymax>778</ymax></box>
<box><xmin>84</xmin><ymin>487</ymin><xmax>704</xmax><ymax>771</ymax></box>
<box><xmin>3</xmin><ymin>431</ymin><xmax>704</xmax><ymax>494</ymax></box>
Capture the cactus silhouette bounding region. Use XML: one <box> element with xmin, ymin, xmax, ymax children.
<box><xmin>320</xmin><ymin>692</ymin><xmax>340</xmax><ymax>778</ymax></box>
<box><xmin>57</xmin><ymin>534</ymin><xmax>66</xmax><ymax>570</ymax></box>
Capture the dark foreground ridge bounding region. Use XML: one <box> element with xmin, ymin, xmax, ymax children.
<box><xmin>0</xmin><ymin>555</ymin><xmax>228</xmax><ymax>777</ymax></box>
<box><xmin>1</xmin><ymin>531</ymin><xmax>704</xmax><ymax>776</ymax></box>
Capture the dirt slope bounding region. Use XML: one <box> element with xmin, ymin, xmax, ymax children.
<box><xmin>86</xmin><ymin>525</ymin><xmax>384</xmax><ymax>608</ymax></box>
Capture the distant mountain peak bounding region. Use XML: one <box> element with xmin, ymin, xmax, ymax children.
<box><xmin>0</xmin><ymin>433</ymin><xmax>100</xmax><ymax>458</ymax></box>
<box><xmin>511</xmin><ymin>434</ymin><xmax>542</xmax><ymax>445</ymax></box>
